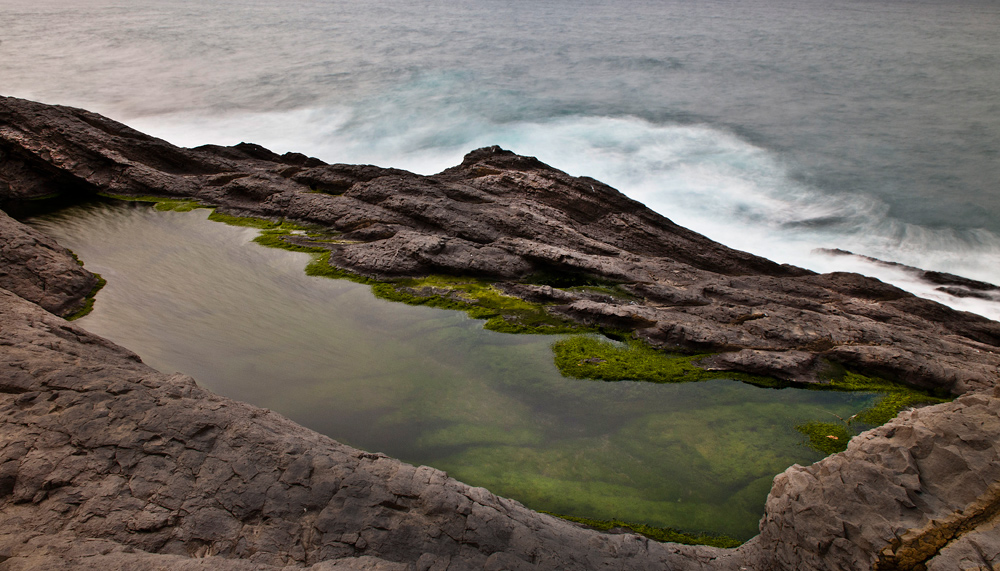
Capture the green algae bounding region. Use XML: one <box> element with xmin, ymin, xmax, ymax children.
<box><xmin>252</xmin><ymin>229</ymin><xmax>330</xmax><ymax>253</ymax></box>
<box><xmin>544</xmin><ymin>513</ymin><xmax>743</xmax><ymax>548</ymax></box>
<box><xmin>427</xmin><ymin>383</ymin><xmax>849</xmax><ymax>540</ymax></box>
<box><xmin>62</xmin><ymin>249</ymin><xmax>107</xmax><ymax>321</ymax></box>
<box><xmin>552</xmin><ymin>336</ymin><xmax>769</xmax><ymax>385</ymax></box>
<box><xmin>371</xmin><ymin>276</ymin><xmax>587</xmax><ymax>335</ymax></box>
<box><xmin>36</xmin><ymin>203</ymin><xmax>889</xmax><ymax>543</ymax></box>
<box><xmin>207</xmin><ymin>210</ymin><xmax>282</xmax><ymax>229</ymax></box>
<box><xmin>795</xmin><ymin>421</ymin><xmax>852</xmax><ymax>454</ymax></box>
<box><xmin>817</xmin><ymin>370</ymin><xmax>949</xmax><ymax>426</ymax></box>
<box><xmin>65</xmin><ymin>273</ymin><xmax>107</xmax><ymax>321</ymax></box>
<box><xmin>790</xmin><ymin>371</ymin><xmax>949</xmax><ymax>453</ymax></box>
<box><xmin>304</xmin><ymin>252</ymin><xmax>377</xmax><ymax>283</ymax></box>
<box><xmin>553</xmin><ymin>337</ymin><xmax>951</xmax><ymax>455</ymax></box>
<box><xmin>98</xmin><ymin>193</ymin><xmax>205</xmax><ymax>212</ymax></box>
<box><xmin>142</xmin><ymin>204</ymin><xmax>950</xmax><ymax>465</ymax></box>
<box><xmin>210</xmin><ymin>207</ymin><xmax>951</xmax><ymax>452</ymax></box>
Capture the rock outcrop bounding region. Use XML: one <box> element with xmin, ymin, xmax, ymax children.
<box><xmin>0</xmin><ymin>287</ymin><xmax>738</xmax><ymax>571</ymax></box>
<box><xmin>3</xmin><ymin>95</ymin><xmax>1000</xmax><ymax>570</ymax></box>
<box><xmin>754</xmin><ymin>391</ymin><xmax>1000</xmax><ymax>570</ymax></box>
<box><xmin>3</xmin><ymin>95</ymin><xmax>999</xmax><ymax>394</ymax></box>
<box><xmin>0</xmin><ymin>209</ymin><xmax>97</xmax><ymax>317</ymax></box>
<box><xmin>2</xmin><ymin>285</ymin><xmax>1000</xmax><ymax>570</ymax></box>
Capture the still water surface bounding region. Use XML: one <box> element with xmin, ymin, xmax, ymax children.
<box><xmin>30</xmin><ymin>202</ymin><xmax>875</xmax><ymax>539</ymax></box>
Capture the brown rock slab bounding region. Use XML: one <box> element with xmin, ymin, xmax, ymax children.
<box><xmin>0</xmin><ymin>209</ymin><xmax>97</xmax><ymax>317</ymax></box>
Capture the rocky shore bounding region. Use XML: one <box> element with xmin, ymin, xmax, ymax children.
<box><xmin>2</xmin><ymin>95</ymin><xmax>1000</xmax><ymax>569</ymax></box>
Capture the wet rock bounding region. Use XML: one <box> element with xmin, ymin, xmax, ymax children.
<box><xmin>697</xmin><ymin>350</ymin><xmax>821</xmax><ymax>383</ymax></box>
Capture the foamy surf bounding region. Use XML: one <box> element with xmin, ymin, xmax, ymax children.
<box><xmin>130</xmin><ymin>107</ymin><xmax>1000</xmax><ymax>320</ymax></box>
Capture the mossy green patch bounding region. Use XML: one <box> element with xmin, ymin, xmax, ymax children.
<box><xmin>66</xmin><ymin>273</ymin><xmax>106</xmax><ymax>321</ymax></box>
<box><xmin>811</xmin><ymin>370</ymin><xmax>949</xmax><ymax>429</ymax></box>
<box><xmin>99</xmin><ymin>193</ymin><xmax>205</xmax><ymax>212</ymax></box>
<box><xmin>555</xmin><ymin>338</ymin><xmax>951</xmax><ymax>455</ymax></box>
<box><xmin>152</xmin><ymin>200</ymin><xmax>202</xmax><ymax>212</ymax></box>
<box><xmin>303</xmin><ymin>253</ymin><xmax>377</xmax><ymax>284</ymax></box>
<box><xmin>792</xmin><ymin>370</ymin><xmax>949</xmax><ymax>453</ymax></box>
<box><xmin>544</xmin><ymin>513</ymin><xmax>743</xmax><ymax>548</ymax></box>
<box><xmin>196</xmin><ymin>207</ymin><xmax>952</xmax><ymax>461</ymax></box>
<box><xmin>252</xmin><ymin>230</ymin><xmax>331</xmax><ymax>253</ymax></box>
<box><xmin>856</xmin><ymin>391</ymin><xmax>946</xmax><ymax>425</ymax></box>
<box><xmin>552</xmin><ymin>336</ymin><xmax>769</xmax><ymax>385</ymax></box>
<box><xmin>371</xmin><ymin>276</ymin><xmax>587</xmax><ymax>335</ymax></box>
<box><xmin>207</xmin><ymin>210</ymin><xmax>282</xmax><ymax>229</ymax></box>
<box><xmin>795</xmin><ymin>421</ymin><xmax>852</xmax><ymax>454</ymax></box>
<box><xmin>790</xmin><ymin>370</ymin><xmax>948</xmax><ymax>452</ymax></box>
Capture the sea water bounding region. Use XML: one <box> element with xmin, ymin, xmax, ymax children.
<box><xmin>3</xmin><ymin>0</ymin><xmax>1000</xmax><ymax>317</ymax></box>
<box><xmin>30</xmin><ymin>202</ymin><xmax>875</xmax><ymax>539</ymax></box>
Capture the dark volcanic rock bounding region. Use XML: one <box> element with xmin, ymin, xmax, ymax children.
<box><xmin>3</xmin><ymin>95</ymin><xmax>999</xmax><ymax>393</ymax></box>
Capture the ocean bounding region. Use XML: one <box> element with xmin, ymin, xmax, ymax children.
<box><xmin>3</xmin><ymin>0</ymin><xmax>1000</xmax><ymax>318</ymax></box>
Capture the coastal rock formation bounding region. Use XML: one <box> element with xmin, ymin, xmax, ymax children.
<box><xmin>0</xmin><ymin>209</ymin><xmax>97</xmax><ymax>317</ymax></box>
<box><xmin>754</xmin><ymin>391</ymin><xmax>1000</xmax><ymax>570</ymax></box>
<box><xmin>0</xmin><ymin>288</ymin><xmax>736</xmax><ymax>571</ymax></box>
<box><xmin>2</xmin><ymin>286</ymin><xmax>1000</xmax><ymax>570</ymax></box>
<box><xmin>816</xmin><ymin>248</ymin><xmax>1000</xmax><ymax>303</ymax></box>
<box><xmin>3</xmin><ymin>95</ymin><xmax>998</xmax><ymax>394</ymax></box>
<box><xmin>3</xmin><ymin>95</ymin><xmax>1000</xmax><ymax>570</ymax></box>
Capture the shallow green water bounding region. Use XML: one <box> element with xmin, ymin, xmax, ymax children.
<box><xmin>30</xmin><ymin>203</ymin><xmax>876</xmax><ymax>539</ymax></box>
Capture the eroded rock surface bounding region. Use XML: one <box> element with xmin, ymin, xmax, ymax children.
<box><xmin>3</xmin><ymin>95</ymin><xmax>1000</xmax><ymax>570</ymax></box>
<box><xmin>3</xmin><ymin>281</ymin><xmax>1000</xmax><ymax>570</ymax></box>
<box><xmin>754</xmin><ymin>391</ymin><xmax>1000</xmax><ymax>570</ymax></box>
<box><xmin>0</xmin><ymin>209</ymin><xmax>97</xmax><ymax>317</ymax></box>
<box><xmin>0</xmin><ymin>288</ymin><xmax>738</xmax><ymax>570</ymax></box>
<box><xmin>3</xmin><ymin>95</ymin><xmax>999</xmax><ymax>393</ymax></box>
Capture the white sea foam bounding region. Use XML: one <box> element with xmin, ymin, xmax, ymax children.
<box><xmin>130</xmin><ymin>106</ymin><xmax>1000</xmax><ymax>320</ymax></box>
<box><xmin>132</xmin><ymin>106</ymin><xmax>1000</xmax><ymax>321</ymax></box>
